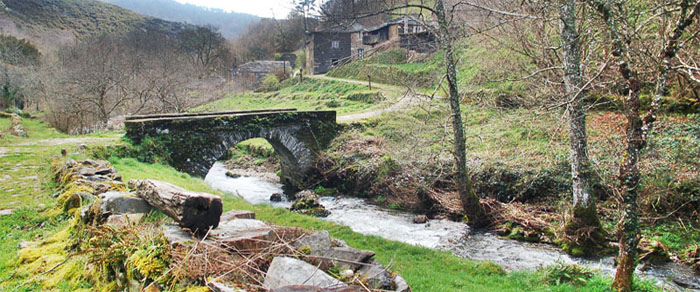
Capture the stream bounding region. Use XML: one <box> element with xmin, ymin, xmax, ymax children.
<box><xmin>205</xmin><ymin>162</ymin><xmax>698</xmax><ymax>291</ymax></box>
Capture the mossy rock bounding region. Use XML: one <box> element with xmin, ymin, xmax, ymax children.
<box><xmin>290</xmin><ymin>197</ymin><xmax>330</xmax><ymax>217</ymax></box>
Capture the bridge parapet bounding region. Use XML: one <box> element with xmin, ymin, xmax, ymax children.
<box><xmin>125</xmin><ymin>109</ymin><xmax>338</xmax><ymax>189</ymax></box>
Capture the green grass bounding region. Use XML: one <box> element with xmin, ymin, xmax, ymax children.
<box><xmin>192</xmin><ymin>78</ymin><xmax>387</xmax><ymax>115</ymax></box>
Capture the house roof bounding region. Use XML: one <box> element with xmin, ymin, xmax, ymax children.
<box><xmin>236</xmin><ymin>61</ymin><xmax>291</xmax><ymax>74</ymax></box>
<box><xmin>363</xmin><ymin>15</ymin><xmax>426</xmax><ymax>32</ymax></box>
<box><xmin>311</xmin><ymin>22</ymin><xmax>366</xmax><ymax>33</ymax></box>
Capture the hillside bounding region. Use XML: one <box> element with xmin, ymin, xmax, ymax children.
<box><xmin>0</xmin><ymin>0</ymin><xmax>189</xmax><ymax>51</ymax></box>
<box><xmin>102</xmin><ymin>0</ymin><xmax>260</xmax><ymax>39</ymax></box>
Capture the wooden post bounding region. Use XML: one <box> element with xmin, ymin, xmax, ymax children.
<box><xmin>367</xmin><ymin>74</ymin><xmax>372</xmax><ymax>90</ymax></box>
<box><xmin>300</xmin><ymin>68</ymin><xmax>304</xmax><ymax>83</ymax></box>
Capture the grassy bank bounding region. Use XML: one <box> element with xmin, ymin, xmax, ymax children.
<box><xmin>192</xmin><ymin>77</ymin><xmax>389</xmax><ymax>115</ymax></box>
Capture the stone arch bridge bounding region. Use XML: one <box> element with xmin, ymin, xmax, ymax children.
<box><xmin>124</xmin><ymin>109</ymin><xmax>337</xmax><ymax>189</ymax></box>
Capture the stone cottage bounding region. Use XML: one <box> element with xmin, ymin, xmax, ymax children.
<box><xmin>305</xmin><ymin>16</ymin><xmax>437</xmax><ymax>74</ymax></box>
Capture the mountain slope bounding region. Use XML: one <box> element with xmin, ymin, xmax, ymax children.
<box><xmin>102</xmin><ymin>0</ymin><xmax>260</xmax><ymax>39</ymax></box>
<box><xmin>0</xmin><ymin>0</ymin><xmax>189</xmax><ymax>51</ymax></box>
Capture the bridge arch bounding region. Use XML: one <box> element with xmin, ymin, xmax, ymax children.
<box><xmin>125</xmin><ymin>109</ymin><xmax>337</xmax><ymax>189</ymax></box>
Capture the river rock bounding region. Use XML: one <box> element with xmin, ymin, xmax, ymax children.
<box><xmin>100</xmin><ymin>192</ymin><xmax>153</xmax><ymax>215</ymax></box>
<box><xmin>357</xmin><ymin>260</ymin><xmax>394</xmax><ymax>289</ymax></box>
<box><xmin>291</xmin><ymin>197</ymin><xmax>330</xmax><ymax>217</ymax></box>
<box><xmin>263</xmin><ymin>257</ymin><xmax>347</xmax><ymax>290</ymax></box>
<box><xmin>270</xmin><ymin>193</ymin><xmax>283</xmax><ymax>202</ymax></box>
<box><xmin>225</xmin><ymin>171</ymin><xmax>241</xmax><ymax>178</ymax></box>
<box><xmin>412</xmin><ymin>215</ymin><xmax>428</xmax><ymax>224</ymax></box>
<box><xmin>221</xmin><ymin>209</ymin><xmax>256</xmax><ymax>221</ymax></box>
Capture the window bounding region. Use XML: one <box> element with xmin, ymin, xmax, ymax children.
<box><xmin>413</xmin><ymin>26</ymin><xmax>422</xmax><ymax>33</ymax></box>
<box><xmin>358</xmin><ymin>48</ymin><xmax>364</xmax><ymax>59</ymax></box>
<box><xmin>331</xmin><ymin>40</ymin><xmax>340</xmax><ymax>49</ymax></box>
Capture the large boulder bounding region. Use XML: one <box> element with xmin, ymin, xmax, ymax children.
<box><xmin>99</xmin><ymin>192</ymin><xmax>153</xmax><ymax>215</ymax></box>
<box><xmin>263</xmin><ymin>257</ymin><xmax>347</xmax><ymax>290</ymax></box>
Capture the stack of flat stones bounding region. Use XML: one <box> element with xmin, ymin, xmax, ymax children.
<box><xmin>166</xmin><ymin>215</ymin><xmax>411</xmax><ymax>292</ymax></box>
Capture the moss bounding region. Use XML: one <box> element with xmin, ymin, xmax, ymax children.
<box><xmin>299</xmin><ymin>245</ymin><xmax>312</xmax><ymax>255</ymax></box>
<box><xmin>186</xmin><ymin>287</ymin><xmax>212</xmax><ymax>292</ymax></box>
<box><xmin>16</xmin><ymin>223</ymin><xmax>88</xmax><ymax>290</ymax></box>
<box><xmin>560</xmin><ymin>204</ymin><xmax>610</xmax><ymax>257</ymax></box>
<box><xmin>56</xmin><ymin>183</ymin><xmax>95</xmax><ymax>211</ymax></box>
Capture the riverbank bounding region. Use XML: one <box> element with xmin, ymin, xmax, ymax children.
<box><xmin>0</xmin><ymin>116</ymin><xmax>661</xmax><ymax>291</ymax></box>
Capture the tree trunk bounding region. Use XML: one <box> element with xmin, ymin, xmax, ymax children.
<box><xmin>559</xmin><ymin>0</ymin><xmax>605</xmax><ymax>256</ymax></box>
<box><xmin>129</xmin><ymin>179</ymin><xmax>223</xmax><ymax>234</ymax></box>
<box><xmin>435</xmin><ymin>0</ymin><xmax>488</xmax><ymax>228</ymax></box>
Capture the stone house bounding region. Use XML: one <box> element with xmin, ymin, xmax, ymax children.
<box><xmin>232</xmin><ymin>60</ymin><xmax>292</xmax><ymax>89</ymax></box>
<box><xmin>305</xmin><ymin>16</ymin><xmax>437</xmax><ymax>74</ymax></box>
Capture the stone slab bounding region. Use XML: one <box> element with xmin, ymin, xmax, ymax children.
<box><xmin>263</xmin><ymin>257</ymin><xmax>347</xmax><ymax>290</ymax></box>
<box><xmin>211</xmin><ymin>219</ymin><xmax>273</xmax><ymax>250</ymax></box>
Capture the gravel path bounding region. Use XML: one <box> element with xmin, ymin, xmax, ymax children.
<box><xmin>17</xmin><ymin>137</ymin><xmax>119</xmax><ymax>146</ymax></box>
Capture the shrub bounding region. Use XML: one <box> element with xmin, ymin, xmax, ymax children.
<box><xmin>540</xmin><ymin>262</ymin><xmax>594</xmax><ymax>286</ymax></box>
<box><xmin>262</xmin><ymin>73</ymin><xmax>281</xmax><ymax>91</ymax></box>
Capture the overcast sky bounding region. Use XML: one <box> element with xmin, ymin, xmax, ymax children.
<box><xmin>173</xmin><ymin>0</ymin><xmax>295</xmax><ymax>18</ymax></box>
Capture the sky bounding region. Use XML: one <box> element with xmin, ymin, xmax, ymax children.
<box><xmin>173</xmin><ymin>0</ymin><xmax>295</xmax><ymax>18</ymax></box>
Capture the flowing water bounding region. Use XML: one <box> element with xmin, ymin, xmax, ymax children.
<box><xmin>205</xmin><ymin>162</ymin><xmax>699</xmax><ymax>291</ymax></box>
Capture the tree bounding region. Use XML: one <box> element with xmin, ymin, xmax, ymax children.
<box><xmin>558</xmin><ymin>0</ymin><xmax>606</xmax><ymax>255</ymax></box>
<box><xmin>178</xmin><ymin>25</ymin><xmax>230</xmax><ymax>74</ymax></box>
<box><xmin>0</xmin><ymin>34</ymin><xmax>40</xmax><ymax>111</ymax></box>
<box><xmin>586</xmin><ymin>1</ymin><xmax>700</xmax><ymax>290</ymax></box>
<box><xmin>294</xmin><ymin>0</ymin><xmax>318</xmax><ymax>31</ymax></box>
<box><xmin>464</xmin><ymin>0</ymin><xmax>609</xmax><ymax>255</ymax></box>
<box><xmin>319</xmin><ymin>0</ymin><xmax>489</xmax><ymax>227</ymax></box>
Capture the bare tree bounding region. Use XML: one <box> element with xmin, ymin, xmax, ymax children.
<box><xmin>558</xmin><ymin>0</ymin><xmax>606</xmax><ymax>255</ymax></box>
<box><xmin>319</xmin><ymin>0</ymin><xmax>489</xmax><ymax>227</ymax></box>
<box><xmin>586</xmin><ymin>1</ymin><xmax>700</xmax><ymax>290</ymax></box>
<box><xmin>178</xmin><ymin>25</ymin><xmax>231</xmax><ymax>75</ymax></box>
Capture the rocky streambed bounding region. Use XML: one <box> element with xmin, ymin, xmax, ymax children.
<box><xmin>205</xmin><ymin>162</ymin><xmax>700</xmax><ymax>291</ymax></box>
